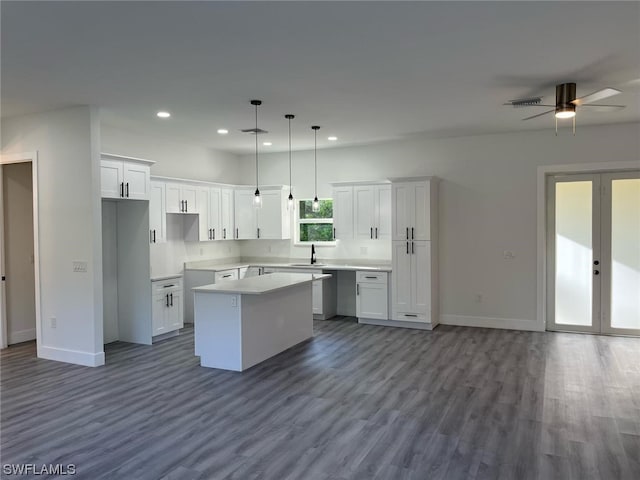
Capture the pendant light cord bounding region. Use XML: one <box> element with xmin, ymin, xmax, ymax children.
<box><xmin>314</xmin><ymin>128</ymin><xmax>318</xmax><ymax>198</ymax></box>
<box><xmin>255</xmin><ymin>103</ymin><xmax>259</xmax><ymax>189</ymax></box>
<box><xmin>289</xmin><ymin>118</ymin><xmax>292</xmax><ymax>195</ymax></box>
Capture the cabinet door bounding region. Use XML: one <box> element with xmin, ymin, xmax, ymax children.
<box><xmin>332</xmin><ymin>186</ymin><xmax>354</xmax><ymax>240</ymax></box>
<box><xmin>258</xmin><ymin>190</ymin><xmax>283</xmax><ymax>239</ymax></box>
<box><xmin>149</xmin><ymin>182</ymin><xmax>166</xmax><ymax>244</ymax></box>
<box><xmin>167</xmin><ymin>291</ymin><xmax>183</xmax><ymax>331</ymax></box>
<box><xmin>165</xmin><ymin>183</ymin><xmax>182</xmax><ymax>213</ymax></box>
<box><xmin>354</xmin><ymin>185</ymin><xmax>376</xmax><ymax>240</ymax></box>
<box><xmin>411</xmin><ymin>241</ymin><xmax>430</xmax><ymax>318</ymax></box>
<box><xmin>375</xmin><ymin>185</ymin><xmax>392</xmax><ymax>240</ymax></box>
<box><xmin>209</xmin><ymin>188</ymin><xmax>221</xmax><ymax>240</ymax></box>
<box><xmin>234</xmin><ymin>190</ymin><xmax>257</xmax><ymax>239</ymax></box>
<box><xmin>220</xmin><ymin>188</ymin><xmax>234</xmax><ymax>240</ymax></box>
<box><xmin>181</xmin><ymin>185</ymin><xmax>198</xmax><ymax>214</ymax></box>
<box><xmin>391</xmin><ymin>241</ymin><xmax>412</xmax><ymax>315</ymax></box>
<box><xmin>357</xmin><ymin>282</ymin><xmax>388</xmax><ymax>320</ymax></box>
<box><xmin>196</xmin><ymin>187</ymin><xmax>210</xmax><ymax>241</ymax></box>
<box><xmin>123</xmin><ymin>162</ymin><xmax>150</xmax><ymax>200</ymax></box>
<box><xmin>152</xmin><ymin>294</ymin><xmax>168</xmax><ymax>336</ymax></box>
<box><xmin>312</xmin><ymin>280</ymin><xmax>323</xmax><ymax>315</ymax></box>
<box><xmin>100</xmin><ymin>160</ymin><xmax>124</xmax><ymax>199</ymax></box>
<box><xmin>392</xmin><ymin>183</ymin><xmax>414</xmax><ymax>241</ymax></box>
<box><xmin>412</xmin><ymin>182</ymin><xmax>430</xmax><ymax>241</ymax></box>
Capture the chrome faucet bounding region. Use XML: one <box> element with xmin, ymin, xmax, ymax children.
<box><xmin>311</xmin><ymin>244</ymin><xmax>317</xmax><ymax>264</ymax></box>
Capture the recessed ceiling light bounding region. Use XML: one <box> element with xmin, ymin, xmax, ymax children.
<box><xmin>156</xmin><ymin>111</ymin><xmax>171</xmax><ymax>118</ymax></box>
<box><xmin>217</xmin><ymin>128</ymin><xmax>229</xmax><ymax>134</ymax></box>
<box><xmin>263</xmin><ymin>141</ymin><xmax>272</xmax><ymax>146</ymax></box>
<box><xmin>328</xmin><ymin>136</ymin><xmax>338</xmax><ymax>141</ymax></box>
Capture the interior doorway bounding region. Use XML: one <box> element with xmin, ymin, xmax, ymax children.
<box><xmin>0</xmin><ymin>152</ymin><xmax>41</xmax><ymax>350</ymax></box>
<box><xmin>546</xmin><ymin>170</ymin><xmax>640</xmax><ymax>335</ymax></box>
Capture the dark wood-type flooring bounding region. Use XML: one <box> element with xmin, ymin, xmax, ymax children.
<box><xmin>1</xmin><ymin>318</ymin><xmax>639</xmax><ymax>479</ymax></box>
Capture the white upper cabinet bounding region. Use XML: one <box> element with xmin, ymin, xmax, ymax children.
<box><xmin>101</xmin><ymin>153</ymin><xmax>153</xmax><ymax>200</ymax></box>
<box><xmin>392</xmin><ymin>180</ymin><xmax>431</xmax><ymax>241</ymax></box>
<box><xmin>165</xmin><ymin>182</ymin><xmax>198</xmax><ymax>214</ymax></box>
<box><xmin>234</xmin><ymin>189</ymin><xmax>258</xmax><ymax>239</ymax></box>
<box><xmin>149</xmin><ymin>181</ymin><xmax>166</xmax><ymax>244</ymax></box>
<box><xmin>332</xmin><ymin>185</ymin><xmax>354</xmax><ymax>240</ymax></box>
<box><xmin>220</xmin><ymin>188</ymin><xmax>234</xmax><ymax>240</ymax></box>
<box><xmin>354</xmin><ymin>183</ymin><xmax>391</xmax><ymax>240</ymax></box>
<box><xmin>209</xmin><ymin>187</ymin><xmax>222</xmax><ymax>241</ymax></box>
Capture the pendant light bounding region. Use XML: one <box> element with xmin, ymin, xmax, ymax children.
<box><xmin>251</xmin><ymin>99</ymin><xmax>262</xmax><ymax>207</ymax></box>
<box><xmin>285</xmin><ymin>114</ymin><xmax>295</xmax><ymax>211</ymax></box>
<box><xmin>311</xmin><ymin>125</ymin><xmax>320</xmax><ymax>212</ymax></box>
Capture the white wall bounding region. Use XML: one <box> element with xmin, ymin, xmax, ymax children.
<box><xmin>2</xmin><ymin>162</ymin><xmax>36</xmax><ymax>344</ymax></box>
<box><xmin>101</xmin><ymin>125</ymin><xmax>243</xmax><ymax>276</ymax></box>
<box><xmin>238</xmin><ymin>123</ymin><xmax>640</xmax><ymax>326</ymax></box>
<box><xmin>1</xmin><ymin>106</ymin><xmax>104</xmax><ymax>366</ymax></box>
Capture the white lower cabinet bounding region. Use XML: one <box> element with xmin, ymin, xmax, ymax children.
<box><xmin>356</xmin><ymin>271</ymin><xmax>389</xmax><ymax>321</ymax></box>
<box><xmin>215</xmin><ymin>269</ymin><xmax>239</xmax><ymax>282</ymax></box>
<box><xmin>391</xmin><ymin>240</ymin><xmax>433</xmax><ymax>324</ymax></box>
<box><xmin>151</xmin><ymin>277</ymin><xmax>183</xmax><ymax>338</ymax></box>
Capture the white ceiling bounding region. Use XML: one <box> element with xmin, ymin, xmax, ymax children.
<box><xmin>2</xmin><ymin>1</ymin><xmax>639</xmax><ymax>154</ymax></box>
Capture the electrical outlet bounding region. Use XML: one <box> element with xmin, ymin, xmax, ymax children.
<box><xmin>50</xmin><ymin>317</ymin><xmax>57</xmax><ymax>328</ymax></box>
<box><xmin>72</xmin><ymin>261</ymin><xmax>87</xmax><ymax>273</ymax></box>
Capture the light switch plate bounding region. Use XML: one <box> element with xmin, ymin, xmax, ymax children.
<box><xmin>72</xmin><ymin>261</ymin><xmax>88</xmax><ymax>273</ymax></box>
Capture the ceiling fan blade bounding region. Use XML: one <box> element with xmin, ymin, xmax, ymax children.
<box><xmin>572</xmin><ymin>87</ymin><xmax>621</xmax><ymax>106</ymax></box>
<box><xmin>522</xmin><ymin>109</ymin><xmax>555</xmax><ymax>121</ymax></box>
<box><xmin>503</xmin><ymin>103</ymin><xmax>555</xmax><ymax>108</ymax></box>
<box><xmin>579</xmin><ymin>104</ymin><xmax>626</xmax><ymax>112</ymax></box>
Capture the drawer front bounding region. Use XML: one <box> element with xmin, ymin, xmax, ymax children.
<box><xmin>392</xmin><ymin>311</ymin><xmax>428</xmax><ymax>323</ymax></box>
<box><xmin>152</xmin><ymin>278</ymin><xmax>183</xmax><ymax>294</ymax></box>
<box><xmin>215</xmin><ymin>269</ymin><xmax>239</xmax><ymax>282</ymax></box>
<box><xmin>356</xmin><ymin>271</ymin><xmax>388</xmax><ymax>284</ymax></box>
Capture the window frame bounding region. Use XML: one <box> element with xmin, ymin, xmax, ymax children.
<box><xmin>294</xmin><ymin>198</ymin><xmax>336</xmax><ymax>246</ymax></box>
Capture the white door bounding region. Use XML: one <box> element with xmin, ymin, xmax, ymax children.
<box><xmin>220</xmin><ymin>188</ymin><xmax>234</xmax><ymax>240</ymax></box>
<box><xmin>209</xmin><ymin>188</ymin><xmax>221</xmax><ymax>240</ymax></box>
<box><xmin>234</xmin><ymin>190</ymin><xmax>257</xmax><ymax>239</ymax></box>
<box><xmin>547</xmin><ymin>171</ymin><xmax>640</xmax><ymax>335</ymax></box>
<box><xmin>167</xmin><ymin>291</ymin><xmax>183</xmax><ymax>330</ymax></box>
<box><xmin>100</xmin><ymin>160</ymin><xmax>124</xmax><ymax>199</ymax></box>
<box><xmin>356</xmin><ymin>282</ymin><xmax>388</xmax><ymax>320</ymax></box>
<box><xmin>165</xmin><ymin>183</ymin><xmax>182</xmax><ymax>213</ymax></box>
<box><xmin>411</xmin><ymin>241</ymin><xmax>430</xmax><ymax>319</ymax></box>
<box><xmin>196</xmin><ymin>187</ymin><xmax>210</xmax><ymax>241</ymax></box>
<box><xmin>258</xmin><ymin>190</ymin><xmax>282</xmax><ymax>239</ymax></box>
<box><xmin>412</xmin><ymin>182</ymin><xmax>430</xmax><ymax>241</ymax></box>
<box><xmin>354</xmin><ymin>185</ymin><xmax>376</xmax><ymax>240</ymax></box>
<box><xmin>392</xmin><ymin>183</ymin><xmax>414</xmax><ymax>241</ymax></box>
<box><xmin>375</xmin><ymin>185</ymin><xmax>392</xmax><ymax>240</ymax></box>
<box><xmin>149</xmin><ymin>182</ymin><xmax>165</xmax><ymax>244</ymax></box>
<box><xmin>332</xmin><ymin>186</ymin><xmax>353</xmax><ymax>240</ymax></box>
<box><xmin>181</xmin><ymin>185</ymin><xmax>198</xmax><ymax>214</ymax></box>
<box><xmin>391</xmin><ymin>241</ymin><xmax>412</xmax><ymax>315</ymax></box>
<box><xmin>152</xmin><ymin>294</ymin><xmax>168</xmax><ymax>336</ymax></box>
<box><xmin>122</xmin><ymin>163</ymin><xmax>150</xmax><ymax>200</ymax></box>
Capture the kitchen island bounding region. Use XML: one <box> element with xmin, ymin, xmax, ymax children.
<box><xmin>193</xmin><ymin>272</ymin><xmax>331</xmax><ymax>371</ymax></box>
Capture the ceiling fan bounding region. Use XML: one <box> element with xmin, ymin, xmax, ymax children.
<box><xmin>504</xmin><ymin>82</ymin><xmax>625</xmax><ymax>134</ymax></box>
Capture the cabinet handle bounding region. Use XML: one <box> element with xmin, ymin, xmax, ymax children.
<box><xmin>166</xmin><ymin>294</ymin><xmax>169</xmax><ymax>307</ymax></box>
<box><xmin>236</xmin><ymin>228</ymin><xmax>239</xmax><ymax>239</ymax></box>
<box><xmin>180</xmin><ymin>200</ymin><xmax>184</xmax><ymax>212</ymax></box>
<box><xmin>411</xmin><ymin>227</ymin><xmax>414</xmax><ymax>239</ymax></box>
<box><xmin>185</xmin><ymin>200</ymin><xmax>188</xmax><ymax>212</ymax></box>
<box><xmin>162</xmin><ymin>284</ymin><xmax>175</xmax><ymax>288</ymax></box>
<box><xmin>594</xmin><ymin>270</ymin><xmax>600</xmax><ymax>275</ymax></box>
<box><xmin>170</xmin><ymin>293</ymin><xmax>173</xmax><ymax>306</ymax></box>
<box><xmin>365</xmin><ymin>276</ymin><xmax>377</xmax><ymax>279</ymax></box>
<box><xmin>375</xmin><ymin>227</ymin><xmax>378</xmax><ymax>239</ymax></box>
<box><xmin>150</xmin><ymin>230</ymin><xmax>153</xmax><ymax>243</ymax></box>
<box><xmin>356</xmin><ymin>284</ymin><xmax>360</xmax><ymax>295</ymax></box>
<box><xmin>126</xmin><ymin>182</ymin><xmax>129</xmax><ymax>197</ymax></box>
<box><xmin>120</xmin><ymin>182</ymin><xmax>124</xmax><ymax>198</ymax></box>
<box><xmin>406</xmin><ymin>227</ymin><xmax>409</xmax><ymax>240</ymax></box>
<box><xmin>333</xmin><ymin>228</ymin><xmax>336</xmax><ymax>239</ymax></box>
<box><xmin>370</xmin><ymin>227</ymin><xmax>373</xmax><ymax>239</ymax></box>
<box><xmin>404</xmin><ymin>314</ymin><xmax>418</xmax><ymax>318</ymax></box>
<box><xmin>406</xmin><ymin>241</ymin><xmax>409</xmax><ymax>254</ymax></box>
<box><xmin>212</xmin><ymin>228</ymin><xmax>215</xmax><ymax>240</ymax></box>
<box><xmin>223</xmin><ymin>228</ymin><xmax>226</xmax><ymax>239</ymax></box>
<box><xmin>257</xmin><ymin>227</ymin><xmax>260</xmax><ymax>239</ymax></box>
<box><xmin>153</xmin><ymin>230</ymin><xmax>156</xmax><ymax>243</ymax></box>
<box><xmin>412</xmin><ymin>242</ymin><xmax>414</xmax><ymax>254</ymax></box>
<box><xmin>222</xmin><ymin>274</ymin><xmax>232</xmax><ymax>278</ymax></box>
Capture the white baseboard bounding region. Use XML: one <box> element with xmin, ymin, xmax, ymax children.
<box><xmin>439</xmin><ymin>314</ymin><xmax>544</xmax><ymax>332</ymax></box>
<box><xmin>8</xmin><ymin>328</ymin><xmax>36</xmax><ymax>345</ymax></box>
<box><xmin>38</xmin><ymin>345</ymin><xmax>105</xmax><ymax>367</ymax></box>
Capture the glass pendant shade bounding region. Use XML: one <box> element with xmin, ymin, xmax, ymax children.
<box><xmin>312</xmin><ymin>196</ymin><xmax>320</xmax><ymax>212</ymax></box>
<box><xmin>287</xmin><ymin>192</ymin><xmax>295</xmax><ymax>211</ymax></box>
<box><xmin>254</xmin><ymin>188</ymin><xmax>262</xmax><ymax>207</ymax></box>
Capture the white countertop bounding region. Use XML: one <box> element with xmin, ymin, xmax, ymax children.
<box><xmin>193</xmin><ymin>273</ymin><xmax>332</xmax><ymax>295</ymax></box>
<box><xmin>185</xmin><ymin>261</ymin><xmax>391</xmax><ymax>273</ymax></box>
<box><xmin>151</xmin><ymin>273</ymin><xmax>183</xmax><ymax>282</ymax></box>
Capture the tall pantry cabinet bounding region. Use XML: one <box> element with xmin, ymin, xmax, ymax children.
<box><xmin>390</xmin><ymin>177</ymin><xmax>439</xmax><ymax>329</ymax></box>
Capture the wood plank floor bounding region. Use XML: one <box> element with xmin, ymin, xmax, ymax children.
<box><xmin>2</xmin><ymin>318</ymin><xmax>639</xmax><ymax>479</ymax></box>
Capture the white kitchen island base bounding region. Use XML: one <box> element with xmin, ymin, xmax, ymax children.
<box><xmin>194</xmin><ymin>273</ymin><xmax>329</xmax><ymax>371</ymax></box>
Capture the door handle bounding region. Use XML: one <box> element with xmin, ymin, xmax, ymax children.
<box><xmin>594</xmin><ymin>270</ymin><xmax>600</xmax><ymax>275</ymax></box>
<box><xmin>411</xmin><ymin>227</ymin><xmax>414</xmax><ymax>239</ymax></box>
<box><xmin>356</xmin><ymin>284</ymin><xmax>360</xmax><ymax>295</ymax></box>
<box><xmin>375</xmin><ymin>227</ymin><xmax>378</xmax><ymax>239</ymax></box>
<box><xmin>153</xmin><ymin>230</ymin><xmax>156</xmax><ymax>243</ymax></box>
<box><xmin>333</xmin><ymin>228</ymin><xmax>336</xmax><ymax>239</ymax></box>
<box><xmin>370</xmin><ymin>227</ymin><xmax>373</xmax><ymax>239</ymax></box>
<box><xmin>223</xmin><ymin>228</ymin><xmax>226</xmax><ymax>239</ymax></box>
<box><xmin>126</xmin><ymin>182</ymin><xmax>129</xmax><ymax>197</ymax></box>
<box><xmin>170</xmin><ymin>293</ymin><xmax>173</xmax><ymax>306</ymax></box>
<box><xmin>185</xmin><ymin>200</ymin><xmax>188</xmax><ymax>212</ymax></box>
<box><xmin>257</xmin><ymin>228</ymin><xmax>260</xmax><ymax>239</ymax></box>
<box><xmin>236</xmin><ymin>228</ymin><xmax>239</xmax><ymax>239</ymax></box>
<box><xmin>406</xmin><ymin>227</ymin><xmax>409</xmax><ymax>240</ymax></box>
<box><xmin>412</xmin><ymin>242</ymin><xmax>414</xmax><ymax>254</ymax></box>
<box><xmin>212</xmin><ymin>228</ymin><xmax>215</xmax><ymax>240</ymax></box>
<box><xmin>165</xmin><ymin>294</ymin><xmax>169</xmax><ymax>307</ymax></box>
<box><xmin>180</xmin><ymin>200</ymin><xmax>184</xmax><ymax>212</ymax></box>
<box><xmin>120</xmin><ymin>182</ymin><xmax>124</xmax><ymax>198</ymax></box>
<box><xmin>406</xmin><ymin>241</ymin><xmax>409</xmax><ymax>254</ymax></box>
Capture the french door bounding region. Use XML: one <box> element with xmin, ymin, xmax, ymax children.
<box><xmin>547</xmin><ymin>171</ymin><xmax>640</xmax><ymax>335</ymax></box>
